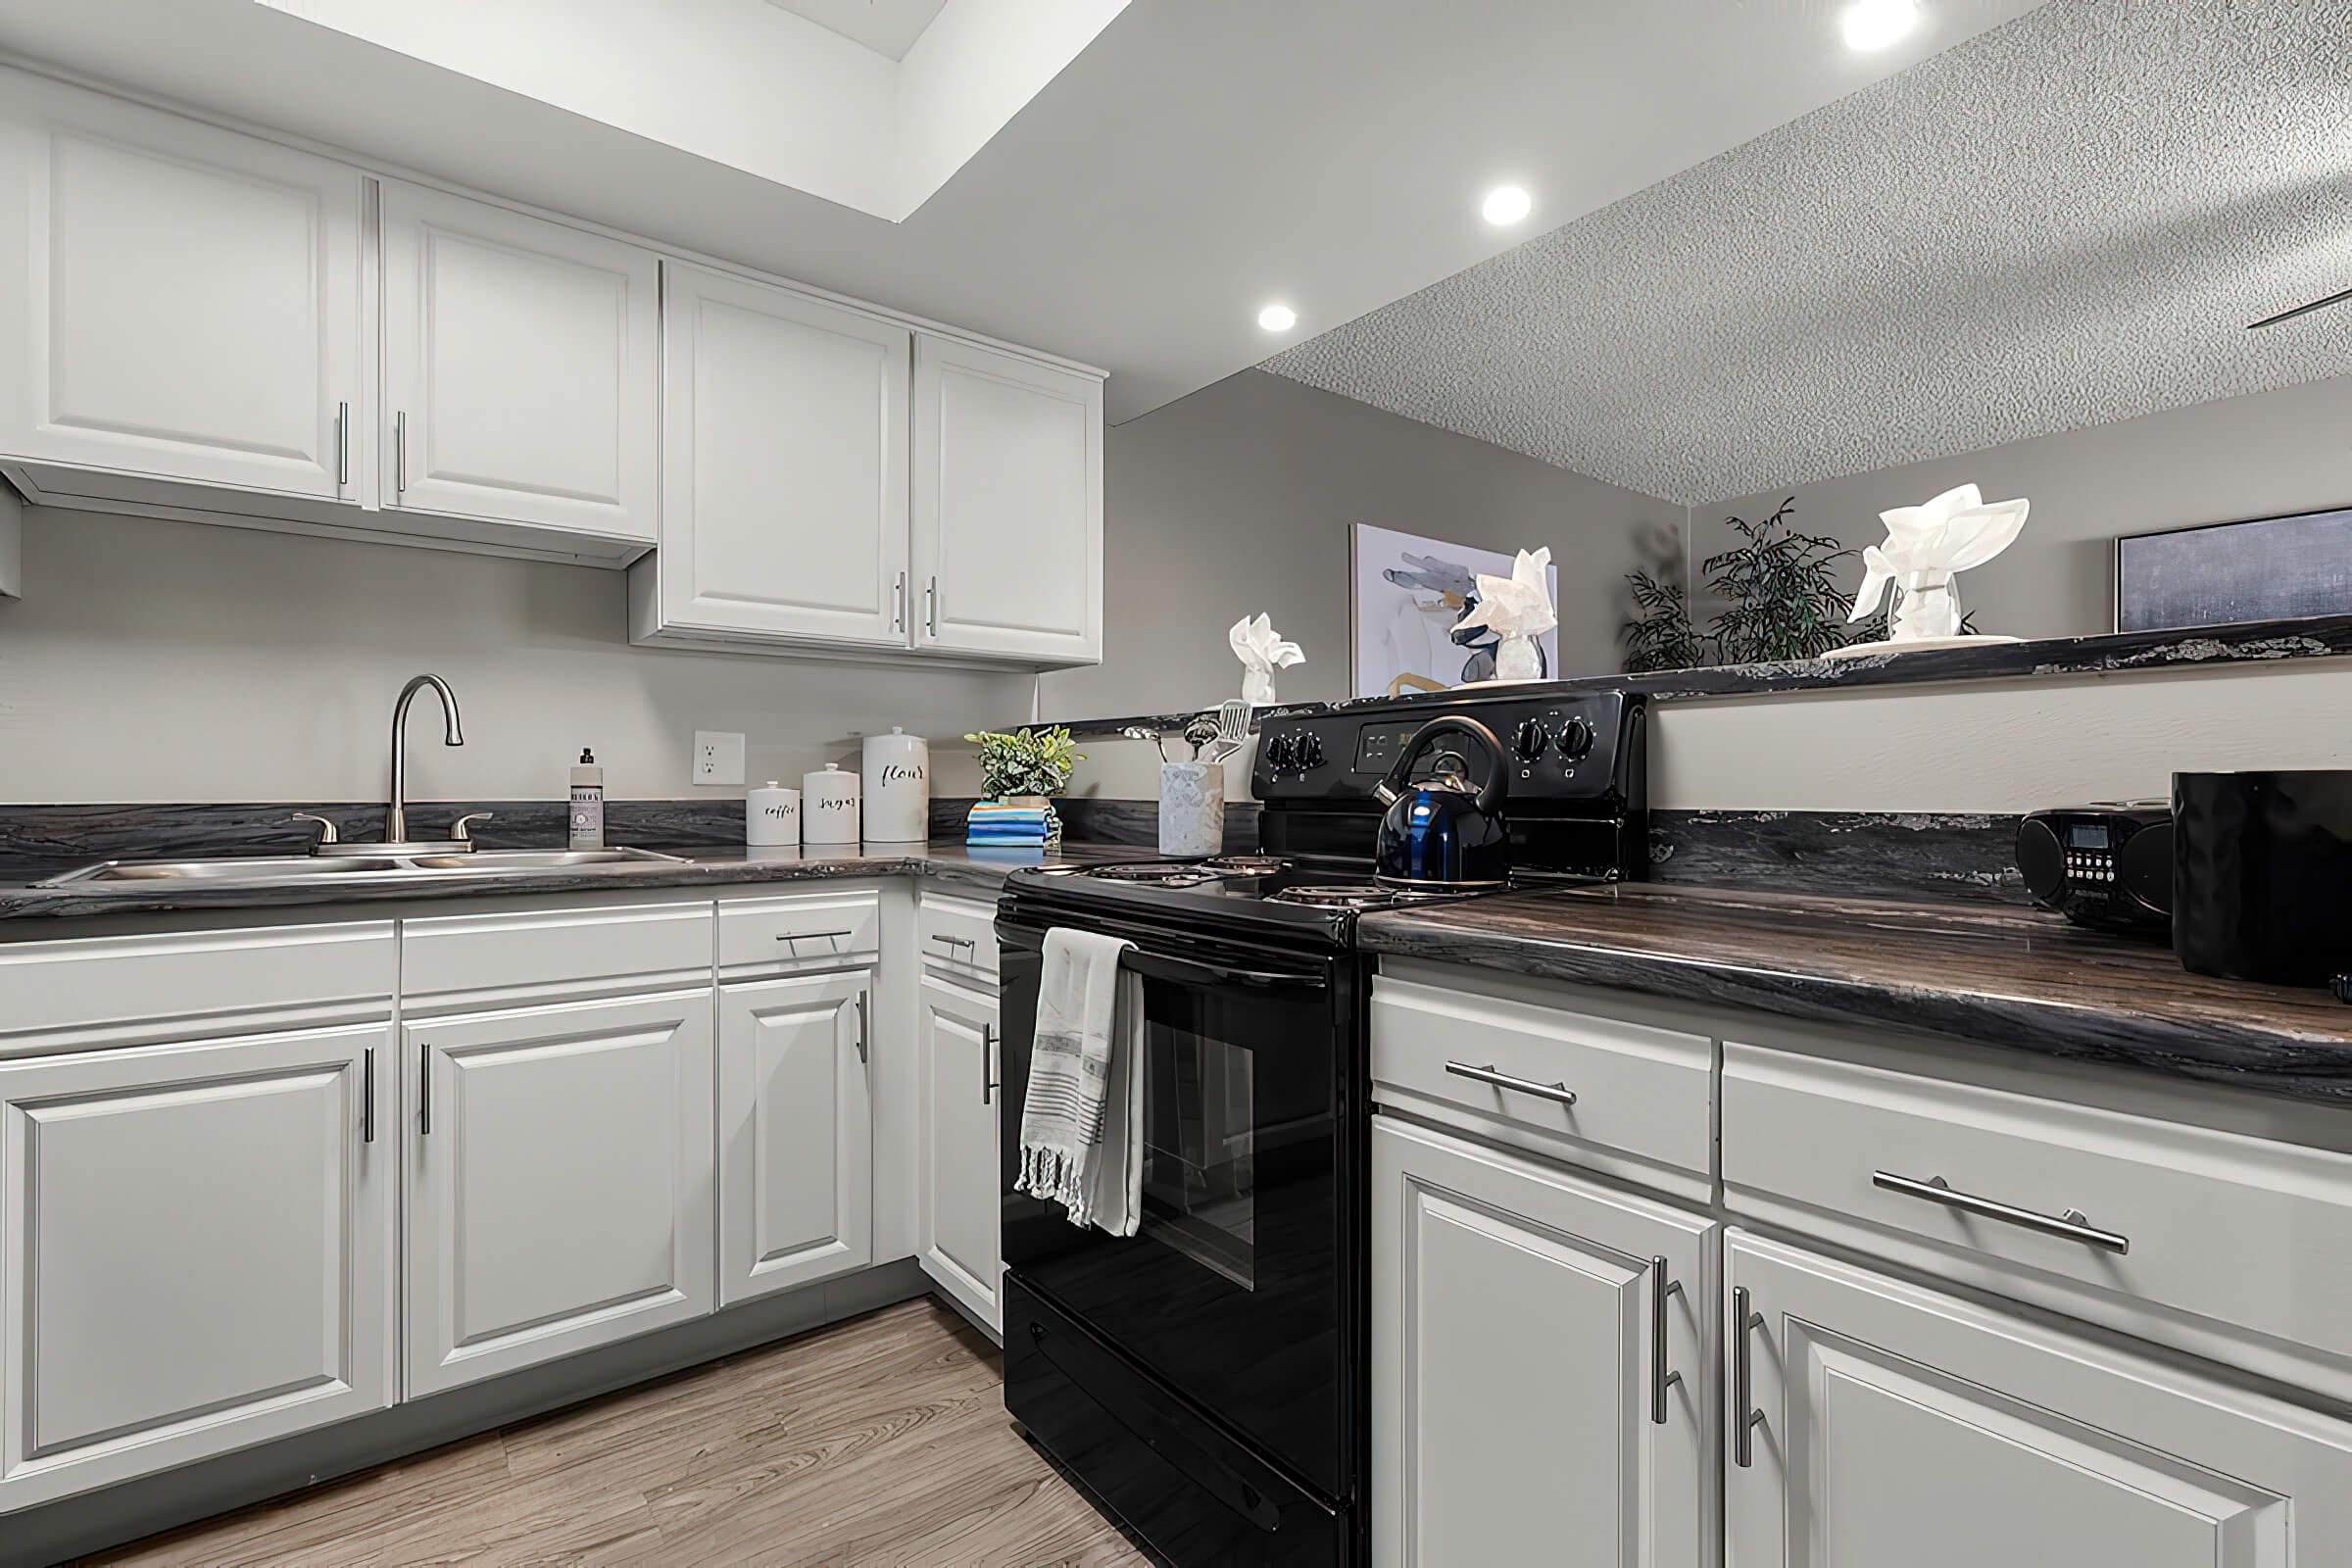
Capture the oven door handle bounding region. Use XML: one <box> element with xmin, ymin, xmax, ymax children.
<box><xmin>1120</xmin><ymin>950</ymin><xmax>1328</xmax><ymax>992</ymax></box>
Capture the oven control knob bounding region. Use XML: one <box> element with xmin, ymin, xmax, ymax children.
<box><xmin>1294</xmin><ymin>733</ymin><xmax>1324</xmax><ymax>769</ymax></box>
<box><xmin>1556</xmin><ymin>716</ymin><xmax>1594</xmax><ymax>760</ymax></box>
<box><xmin>1511</xmin><ymin>718</ymin><xmax>1547</xmax><ymax>762</ymax></box>
<box><xmin>1263</xmin><ymin>732</ymin><xmax>1297</xmax><ymax>771</ymax></box>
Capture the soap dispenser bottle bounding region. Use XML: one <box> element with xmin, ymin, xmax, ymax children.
<box><xmin>569</xmin><ymin>748</ymin><xmax>605</xmax><ymax>849</ymax></box>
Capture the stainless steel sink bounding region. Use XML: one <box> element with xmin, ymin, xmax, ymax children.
<box><xmin>42</xmin><ymin>856</ymin><xmax>413</xmax><ymax>884</ymax></box>
<box><xmin>402</xmin><ymin>849</ymin><xmax>689</xmax><ymax>870</ymax></box>
<box><xmin>35</xmin><ymin>846</ymin><xmax>688</xmax><ymax>887</ymax></box>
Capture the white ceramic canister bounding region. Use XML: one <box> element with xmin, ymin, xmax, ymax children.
<box><xmin>860</xmin><ymin>726</ymin><xmax>930</xmax><ymax>843</ymax></box>
<box><xmin>1158</xmin><ymin>761</ymin><xmax>1225</xmax><ymax>858</ymax></box>
<box><xmin>745</xmin><ymin>781</ymin><xmax>801</xmax><ymax>847</ymax></box>
<box><xmin>802</xmin><ymin>762</ymin><xmax>862</xmax><ymax>846</ymax></box>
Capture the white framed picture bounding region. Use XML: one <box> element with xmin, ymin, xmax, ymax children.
<box><xmin>1348</xmin><ymin>523</ymin><xmax>1561</xmax><ymax>699</ymax></box>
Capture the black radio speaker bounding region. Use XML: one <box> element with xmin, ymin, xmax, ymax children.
<box><xmin>2016</xmin><ymin>803</ymin><xmax>2172</xmax><ymax>938</ymax></box>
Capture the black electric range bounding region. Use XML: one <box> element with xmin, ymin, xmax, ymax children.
<box><xmin>995</xmin><ymin>689</ymin><xmax>1646</xmax><ymax>1567</ymax></box>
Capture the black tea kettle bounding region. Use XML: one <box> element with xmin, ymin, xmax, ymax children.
<box><xmin>1373</xmin><ymin>716</ymin><xmax>1511</xmax><ymax>888</ymax></box>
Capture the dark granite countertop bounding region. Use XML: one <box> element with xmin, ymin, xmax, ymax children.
<box><xmin>1360</xmin><ymin>882</ymin><xmax>2352</xmax><ymax>1104</ymax></box>
<box><xmin>0</xmin><ymin>843</ymin><xmax>1137</xmax><ymax>923</ymax></box>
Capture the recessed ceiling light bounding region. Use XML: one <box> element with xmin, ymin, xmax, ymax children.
<box><xmin>1256</xmin><ymin>303</ymin><xmax>1298</xmax><ymax>332</ymax></box>
<box><xmin>1481</xmin><ymin>185</ymin><xmax>1532</xmax><ymax>226</ymax></box>
<box><xmin>1839</xmin><ymin>0</ymin><xmax>1918</xmax><ymax>52</ymax></box>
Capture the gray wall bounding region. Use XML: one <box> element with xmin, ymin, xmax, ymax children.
<box><xmin>0</xmin><ymin>508</ymin><xmax>1032</xmax><ymax>804</ymax></box>
<box><xmin>1699</xmin><ymin>372</ymin><xmax>2352</xmax><ymax>642</ymax></box>
<box><xmin>1038</xmin><ymin>368</ymin><xmax>1680</xmax><ymax>718</ymax></box>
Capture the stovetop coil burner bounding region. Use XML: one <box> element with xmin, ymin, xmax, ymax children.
<box><xmin>1268</xmin><ymin>882</ymin><xmax>1453</xmax><ymax>909</ymax></box>
<box><xmin>1200</xmin><ymin>856</ymin><xmax>1290</xmax><ymax>876</ymax></box>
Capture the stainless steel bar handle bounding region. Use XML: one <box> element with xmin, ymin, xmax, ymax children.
<box><xmin>981</xmin><ymin>1022</ymin><xmax>997</xmax><ymax>1105</ymax></box>
<box><xmin>925</xmin><ymin>576</ymin><xmax>939</xmax><ymax>638</ymax></box>
<box><xmin>1873</xmin><ymin>1170</ymin><xmax>2130</xmax><ymax>1255</ymax></box>
<box><xmin>776</xmin><ymin>929</ymin><xmax>856</xmax><ymax>943</ymax></box>
<box><xmin>1443</xmin><ymin>1060</ymin><xmax>1578</xmax><ymax>1107</ymax></box>
<box><xmin>336</xmin><ymin>401</ymin><xmax>350</xmax><ymax>489</ymax></box>
<box><xmin>1649</xmin><ymin>1256</ymin><xmax>1683</xmax><ymax>1426</ymax></box>
<box><xmin>893</xmin><ymin>572</ymin><xmax>906</xmax><ymax>633</ymax></box>
<box><xmin>1733</xmin><ymin>1285</ymin><xmax>1765</xmax><ymax>1467</ymax></box>
<box><xmin>395</xmin><ymin>410</ymin><xmax>409</xmax><ymax>495</ymax></box>
<box><xmin>362</xmin><ymin>1047</ymin><xmax>375</xmax><ymax>1144</ymax></box>
<box><xmin>853</xmin><ymin>993</ymin><xmax>869</xmax><ymax>1066</ymax></box>
<box><xmin>928</xmin><ymin>933</ymin><xmax>977</xmax><ymax>951</ymax></box>
<box><xmin>418</xmin><ymin>1041</ymin><xmax>431</xmax><ymax>1136</ymax></box>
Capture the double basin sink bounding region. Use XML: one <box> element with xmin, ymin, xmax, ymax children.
<box><xmin>37</xmin><ymin>847</ymin><xmax>690</xmax><ymax>888</ymax></box>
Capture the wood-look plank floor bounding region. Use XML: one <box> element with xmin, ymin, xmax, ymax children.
<box><xmin>85</xmin><ymin>1299</ymin><xmax>1150</xmax><ymax>1568</ymax></box>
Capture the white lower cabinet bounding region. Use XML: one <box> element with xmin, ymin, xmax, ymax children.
<box><xmin>1372</xmin><ymin>1115</ymin><xmax>1715</xmax><ymax>1567</ymax></box>
<box><xmin>1724</xmin><ymin>1228</ymin><xmax>2352</xmax><ymax>1565</ymax></box>
<box><xmin>405</xmin><ymin>991</ymin><xmax>714</xmax><ymax>1397</ymax></box>
<box><xmin>915</xmin><ymin>972</ymin><xmax>1003</xmax><ymax>1333</ymax></box>
<box><xmin>0</xmin><ymin>1025</ymin><xmax>393</xmax><ymax>1511</ymax></box>
<box><xmin>717</xmin><ymin>972</ymin><xmax>874</xmax><ymax>1306</ymax></box>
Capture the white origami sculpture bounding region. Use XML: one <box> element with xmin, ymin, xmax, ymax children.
<box><xmin>1454</xmin><ymin>548</ymin><xmax>1558</xmax><ymax>681</ymax></box>
<box><xmin>1230</xmin><ymin>612</ymin><xmax>1304</xmax><ymax>706</ymax></box>
<box><xmin>1842</xmin><ymin>483</ymin><xmax>2030</xmax><ymax>650</ymax></box>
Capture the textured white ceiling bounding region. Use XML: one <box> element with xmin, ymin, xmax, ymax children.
<box><xmin>1261</xmin><ymin>0</ymin><xmax>2352</xmax><ymax>507</ymax></box>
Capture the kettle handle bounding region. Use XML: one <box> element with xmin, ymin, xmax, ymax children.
<box><xmin>1376</xmin><ymin>716</ymin><xmax>1508</xmax><ymax>812</ymax></box>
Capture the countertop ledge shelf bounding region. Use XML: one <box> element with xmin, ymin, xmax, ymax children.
<box><xmin>1360</xmin><ymin>881</ymin><xmax>2352</xmax><ymax>1105</ymax></box>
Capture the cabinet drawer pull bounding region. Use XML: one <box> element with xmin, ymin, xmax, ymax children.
<box><xmin>776</xmin><ymin>928</ymin><xmax>856</xmax><ymax>944</ymax></box>
<box><xmin>1648</xmin><ymin>1255</ymin><xmax>1683</xmax><ymax>1426</ymax></box>
<box><xmin>981</xmin><ymin>1022</ymin><xmax>997</xmax><ymax>1104</ymax></box>
<box><xmin>1444</xmin><ymin>1060</ymin><xmax>1578</xmax><ymax>1107</ymax></box>
<box><xmin>1733</xmin><ymin>1286</ymin><xmax>1765</xmax><ymax>1467</ymax></box>
<box><xmin>1872</xmin><ymin>1170</ymin><xmax>2130</xmax><ymax>1255</ymax></box>
<box><xmin>854</xmin><ymin>993</ymin><xmax>869</xmax><ymax>1066</ymax></box>
<box><xmin>928</xmin><ymin>933</ymin><xmax>977</xmax><ymax>951</ymax></box>
<box><xmin>418</xmin><ymin>1041</ymin><xmax>430</xmax><ymax>1136</ymax></box>
<box><xmin>362</xmin><ymin>1046</ymin><xmax>375</xmax><ymax>1143</ymax></box>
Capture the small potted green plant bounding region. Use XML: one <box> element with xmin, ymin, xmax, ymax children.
<box><xmin>961</xmin><ymin>726</ymin><xmax>1084</xmax><ymax>847</ymax></box>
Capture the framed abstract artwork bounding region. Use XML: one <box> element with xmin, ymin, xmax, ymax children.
<box><xmin>2114</xmin><ymin>504</ymin><xmax>2352</xmax><ymax>633</ymax></box>
<box><xmin>1348</xmin><ymin>523</ymin><xmax>1561</xmax><ymax>699</ymax></box>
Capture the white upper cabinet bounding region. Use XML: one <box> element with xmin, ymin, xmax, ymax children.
<box><xmin>911</xmin><ymin>335</ymin><xmax>1103</xmax><ymax>665</ymax></box>
<box><xmin>0</xmin><ymin>1024</ymin><xmax>393</xmax><ymax>1512</ymax></box>
<box><xmin>379</xmin><ymin>181</ymin><xmax>658</xmax><ymax>548</ymax></box>
<box><xmin>633</xmin><ymin>262</ymin><xmax>911</xmax><ymax>648</ymax></box>
<box><xmin>0</xmin><ymin>68</ymin><xmax>365</xmax><ymax>505</ymax></box>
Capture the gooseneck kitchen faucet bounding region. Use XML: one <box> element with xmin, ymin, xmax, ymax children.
<box><xmin>314</xmin><ymin>673</ymin><xmax>488</xmax><ymax>856</ymax></box>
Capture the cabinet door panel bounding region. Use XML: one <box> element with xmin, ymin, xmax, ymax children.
<box><xmin>381</xmin><ymin>181</ymin><xmax>657</xmax><ymax>541</ymax></box>
<box><xmin>407</xmin><ymin>992</ymin><xmax>712</xmax><ymax>1396</ymax></box>
<box><xmin>0</xmin><ymin>69</ymin><xmax>362</xmax><ymax>498</ymax></box>
<box><xmin>911</xmin><ymin>336</ymin><xmax>1101</xmax><ymax>663</ymax></box>
<box><xmin>656</xmin><ymin>263</ymin><xmax>909</xmax><ymax>645</ymax></box>
<box><xmin>1373</xmin><ymin>1116</ymin><xmax>1713</xmax><ymax>1568</ymax></box>
<box><xmin>0</xmin><ymin>1025</ymin><xmax>391</xmax><ymax>1511</ymax></box>
<box><xmin>1724</xmin><ymin>1230</ymin><xmax>2352</xmax><ymax>1567</ymax></box>
<box><xmin>718</xmin><ymin>973</ymin><xmax>873</xmax><ymax>1305</ymax></box>
<box><xmin>917</xmin><ymin>975</ymin><xmax>1001</xmax><ymax>1331</ymax></box>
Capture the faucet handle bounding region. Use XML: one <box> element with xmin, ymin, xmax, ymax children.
<box><xmin>451</xmin><ymin>811</ymin><xmax>493</xmax><ymax>846</ymax></box>
<box><xmin>288</xmin><ymin>812</ymin><xmax>340</xmax><ymax>850</ymax></box>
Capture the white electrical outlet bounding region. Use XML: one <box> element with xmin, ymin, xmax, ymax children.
<box><xmin>694</xmin><ymin>730</ymin><xmax>746</xmax><ymax>786</ymax></box>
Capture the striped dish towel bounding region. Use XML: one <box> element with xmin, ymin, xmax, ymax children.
<box><xmin>1014</xmin><ymin>926</ymin><xmax>1142</xmax><ymax>1236</ymax></box>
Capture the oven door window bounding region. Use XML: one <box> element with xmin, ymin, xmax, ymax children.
<box><xmin>1140</xmin><ymin>983</ymin><xmax>1263</xmax><ymax>1289</ymax></box>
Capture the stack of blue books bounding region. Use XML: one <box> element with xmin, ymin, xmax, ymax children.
<box><xmin>965</xmin><ymin>800</ymin><xmax>1061</xmax><ymax>847</ymax></box>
